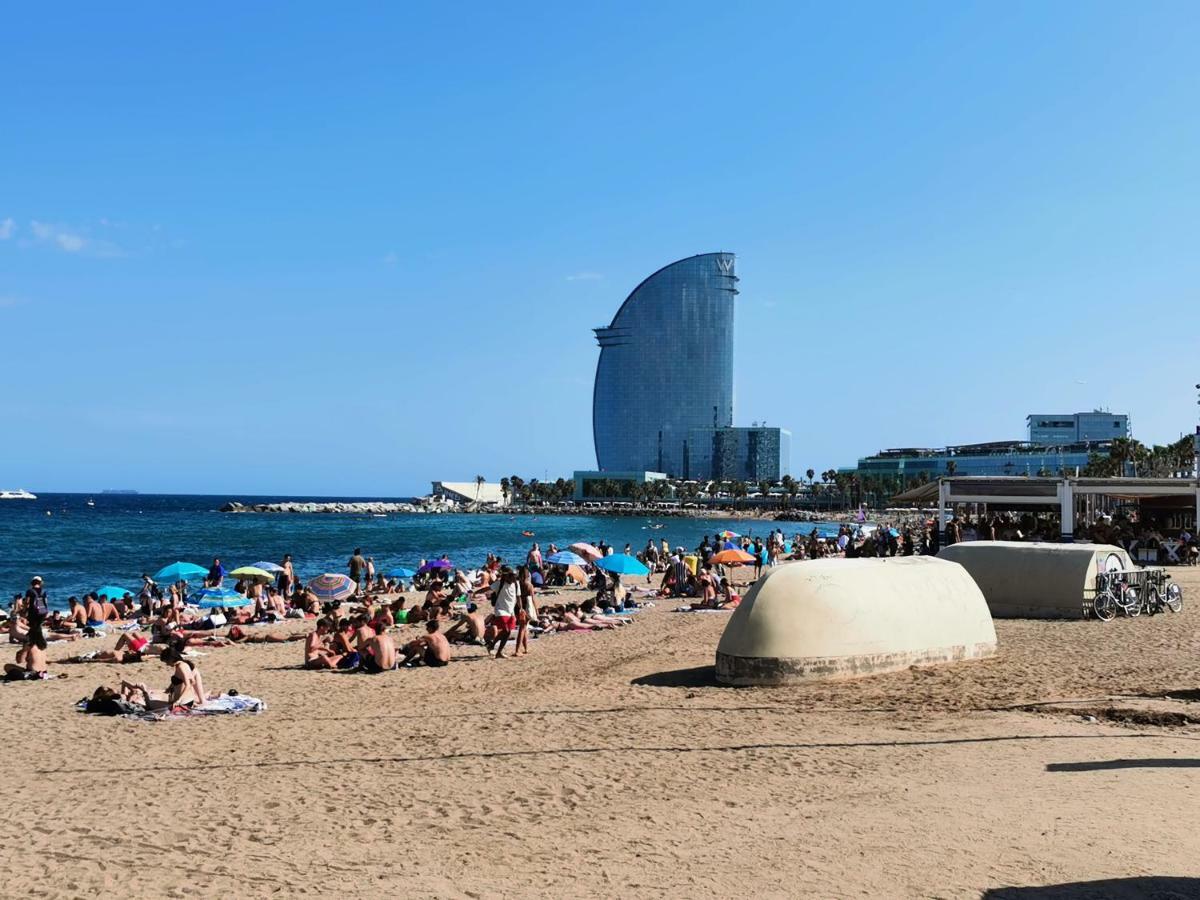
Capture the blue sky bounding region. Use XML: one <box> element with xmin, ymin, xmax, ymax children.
<box><xmin>3</xmin><ymin>2</ymin><xmax>1197</xmax><ymax>495</ymax></box>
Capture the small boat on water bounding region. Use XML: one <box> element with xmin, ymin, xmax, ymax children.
<box><xmin>0</xmin><ymin>489</ymin><xmax>37</xmax><ymax>500</ymax></box>
<box><xmin>86</xmin><ymin>498</ymin><xmax>95</xmax><ymax>507</ymax></box>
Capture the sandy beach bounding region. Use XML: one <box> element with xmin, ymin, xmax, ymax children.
<box><xmin>4</xmin><ymin>566</ymin><xmax>1200</xmax><ymax>898</ymax></box>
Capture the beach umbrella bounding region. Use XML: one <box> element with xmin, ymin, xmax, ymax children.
<box><xmin>154</xmin><ymin>561</ymin><xmax>209</xmax><ymax>582</ymax></box>
<box><xmin>385</xmin><ymin>566</ymin><xmax>416</xmax><ymax>579</ymax></box>
<box><xmin>250</xmin><ymin>561</ymin><xmax>285</xmax><ymax>573</ymax></box>
<box><xmin>594</xmin><ymin>554</ymin><xmax>649</xmax><ymax>576</ymax></box>
<box><xmin>307</xmin><ymin>573</ymin><xmax>356</xmax><ymax>601</ymax></box>
<box><xmin>711</xmin><ymin>549</ymin><xmax>755</xmax><ymax>566</ymax></box>
<box><xmin>722</xmin><ymin>541</ymin><xmax>739</xmax><ymax>551</ymax></box>
<box><xmin>229</xmin><ymin>566</ymin><xmax>274</xmax><ymax>584</ymax></box>
<box><xmin>156</xmin><ymin>561</ymin><xmax>210</xmax><ymax>583</ymax></box>
<box><xmin>568</xmin><ymin>542</ymin><xmax>602</xmax><ymax>562</ymax></box>
<box><xmin>95</xmin><ymin>585</ymin><xmax>134</xmax><ymax>600</ymax></box>
<box><xmin>189</xmin><ymin>586</ymin><xmax>251</xmax><ymax>609</ymax></box>
<box><xmin>417</xmin><ymin>560</ymin><xmax>453</xmax><ymax>574</ymax></box>
<box><xmin>718</xmin><ymin>530</ymin><xmax>740</xmax><ymax>540</ymax></box>
<box><xmin>545</xmin><ymin>550</ymin><xmax>587</xmax><ymax>567</ymax></box>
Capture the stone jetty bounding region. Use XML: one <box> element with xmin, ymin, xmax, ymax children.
<box><xmin>220</xmin><ymin>500</ymin><xmax>424</xmax><ymax>514</ymax></box>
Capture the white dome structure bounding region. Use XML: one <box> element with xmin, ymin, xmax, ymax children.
<box><xmin>715</xmin><ymin>557</ymin><xmax>997</xmax><ymax>685</ymax></box>
<box><xmin>937</xmin><ymin>541</ymin><xmax>1133</xmax><ymax>619</ymax></box>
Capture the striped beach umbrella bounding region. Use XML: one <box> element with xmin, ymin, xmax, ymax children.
<box><xmin>568</xmin><ymin>542</ymin><xmax>602</xmax><ymax>562</ymax></box>
<box><xmin>189</xmin><ymin>586</ymin><xmax>251</xmax><ymax>609</ymax></box>
<box><xmin>545</xmin><ymin>551</ymin><xmax>587</xmax><ymax>567</ymax></box>
<box><xmin>251</xmin><ymin>561</ymin><xmax>285</xmax><ymax>573</ymax></box>
<box><xmin>306</xmin><ymin>573</ymin><xmax>356</xmax><ymax>601</ymax></box>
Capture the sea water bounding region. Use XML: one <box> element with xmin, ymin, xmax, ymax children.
<box><xmin>0</xmin><ymin>493</ymin><xmax>847</xmax><ymax>609</ymax></box>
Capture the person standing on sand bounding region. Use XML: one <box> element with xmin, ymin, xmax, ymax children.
<box><xmin>365</xmin><ymin>556</ymin><xmax>376</xmax><ymax>589</ymax></box>
<box><xmin>348</xmin><ymin>548</ymin><xmax>367</xmax><ymax>594</ymax></box>
<box><xmin>280</xmin><ymin>554</ymin><xmax>295</xmax><ymax>597</ymax></box>
<box><xmin>208</xmin><ymin>558</ymin><xmax>225</xmax><ymax>588</ymax></box>
<box><xmin>514</xmin><ymin>564</ymin><xmax>537</xmax><ymax>656</ymax></box>
<box><xmin>487</xmin><ymin>566</ymin><xmax>520</xmax><ymax>659</ymax></box>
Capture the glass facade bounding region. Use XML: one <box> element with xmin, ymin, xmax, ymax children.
<box><xmin>1027</xmin><ymin>412</ymin><xmax>1129</xmax><ymax>445</ymax></box>
<box><xmin>686</xmin><ymin>426</ymin><xmax>790</xmax><ymax>482</ymax></box>
<box><xmin>593</xmin><ymin>253</ymin><xmax>738</xmax><ymax>476</ymax></box>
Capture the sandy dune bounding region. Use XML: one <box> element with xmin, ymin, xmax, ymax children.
<box><xmin>3</xmin><ymin>566</ymin><xmax>1200</xmax><ymax>898</ymax></box>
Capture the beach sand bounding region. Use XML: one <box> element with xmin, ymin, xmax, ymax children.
<box><xmin>4</xmin><ymin>566</ymin><xmax>1200</xmax><ymax>898</ymax></box>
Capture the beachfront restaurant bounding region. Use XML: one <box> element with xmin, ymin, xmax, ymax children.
<box><xmin>895</xmin><ymin>476</ymin><xmax>1199</xmax><ymax>562</ymax></box>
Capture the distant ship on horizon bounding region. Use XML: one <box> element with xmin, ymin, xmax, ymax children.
<box><xmin>101</xmin><ymin>489</ymin><xmax>139</xmax><ymax>495</ymax></box>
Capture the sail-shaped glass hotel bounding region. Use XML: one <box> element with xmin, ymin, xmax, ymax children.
<box><xmin>591</xmin><ymin>252</ymin><xmax>789</xmax><ymax>481</ymax></box>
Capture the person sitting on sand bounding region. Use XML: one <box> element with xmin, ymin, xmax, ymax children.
<box><xmin>119</xmin><ymin>647</ymin><xmax>207</xmax><ymax>710</ymax></box>
<box><xmin>66</xmin><ymin>597</ymin><xmax>87</xmax><ymax>628</ymax></box>
<box><xmin>304</xmin><ymin>619</ymin><xmax>343</xmax><ymax>669</ymax></box>
<box><xmin>444</xmin><ymin>603</ymin><xmax>486</xmax><ymax>645</ymax></box>
<box><xmin>359</xmin><ymin>622</ymin><xmax>397</xmax><ymax>673</ymax></box>
<box><xmin>84</xmin><ymin>593</ymin><xmax>106</xmax><ymax>628</ymax></box>
<box><xmin>401</xmin><ymin>620</ymin><xmax>451</xmax><ymax>667</ymax></box>
<box><xmin>4</xmin><ymin>633</ymin><xmax>50</xmax><ymax>681</ymax></box>
<box><xmin>405</xmin><ymin>602</ymin><xmax>427</xmax><ymax>625</ymax></box>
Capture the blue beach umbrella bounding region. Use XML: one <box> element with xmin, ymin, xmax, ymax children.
<box><xmin>594</xmin><ymin>554</ymin><xmax>649</xmax><ymax>576</ymax></box>
<box><xmin>250</xmin><ymin>561</ymin><xmax>285</xmax><ymax>573</ymax></box>
<box><xmin>386</xmin><ymin>566</ymin><xmax>416</xmax><ymax>579</ymax></box>
<box><xmin>96</xmin><ymin>585</ymin><xmax>134</xmax><ymax>600</ymax></box>
<box><xmin>154</xmin><ymin>561</ymin><xmax>209</xmax><ymax>582</ymax></box>
<box><xmin>545</xmin><ymin>551</ymin><xmax>586</xmax><ymax>567</ymax></box>
<box><xmin>189</xmin><ymin>586</ymin><xmax>250</xmax><ymax>609</ymax></box>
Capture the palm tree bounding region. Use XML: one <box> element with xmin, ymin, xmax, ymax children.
<box><xmin>474</xmin><ymin>474</ymin><xmax>485</xmax><ymax>504</ymax></box>
<box><xmin>499</xmin><ymin>477</ymin><xmax>511</xmax><ymax>506</ymax></box>
<box><xmin>805</xmin><ymin>468</ymin><xmax>815</xmax><ymax>485</ymax></box>
<box><xmin>731</xmin><ymin>481</ymin><xmax>748</xmax><ymax>509</ymax></box>
<box><xmin>946</xmin><ymin>460</ymin><xmax>958</xmax><ymax>477</ymax></box>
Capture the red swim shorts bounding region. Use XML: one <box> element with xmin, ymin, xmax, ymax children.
<box><xmin>494</xmin><ymin>615</ymin><xmax>516</xmax><ymax>631</ymax></box>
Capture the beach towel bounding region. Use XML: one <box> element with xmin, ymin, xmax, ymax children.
<box><xmin>77</xmin><ymin>693</ymin><xmax>266</xmax><ymax>721</ymax></box>
<box><xmin>673</xmin><ymin>606</ymin><xmax>732</xmax><ymax>613</ymax></box>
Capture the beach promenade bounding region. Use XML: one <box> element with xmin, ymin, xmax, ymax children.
<box><xmin>3</xmin><ymin>567</ymin><xmax>1200</xmax><ymax>897</ymax></box>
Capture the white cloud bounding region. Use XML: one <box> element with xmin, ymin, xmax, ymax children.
<box><xmin>27</xmin><ymin>219</ymin><xmax>124</xmax><ymax>257</ymax></box>
<box><xmin>0</xmin><ymin>218</ymin><xmax>14</xmax><ymax>240</ymax></box>
<box><xmin>566</xmin><ymin>271</ymin><xmax>602</xmax><ymax>282</ymax></box>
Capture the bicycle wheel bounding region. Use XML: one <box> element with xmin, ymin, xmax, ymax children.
<box><xmin>1121</xmin><ymin>586</ymin><xmax>1141</xmax><ymax>617</ymax></box>
<box><xmin>1092</xmin><ymin>591</ymin><xmax>1117</xmax><ymax>622</ymax></box>
<box><xmin>1166</xmin><ymin>583</ymin><xmax>1183</xmax><ymax>613</ymax></box>
<box><xmin>1145</xmin><ymin>586</ymin><xmax>1161</xmax><ymax>616</ymax></box>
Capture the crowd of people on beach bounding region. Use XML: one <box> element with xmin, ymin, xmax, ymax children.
<box><xmin>8</xmin><ymin>508</ymin><xmax>1196</xmax><ymax>711</ymax></box>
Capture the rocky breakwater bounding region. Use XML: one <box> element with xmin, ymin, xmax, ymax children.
<box><xmin>220</xmin><ymin>500</ymin><xmax>424</xmax><ymax>514</ymax></box>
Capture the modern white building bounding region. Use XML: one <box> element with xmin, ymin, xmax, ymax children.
<box><xmin>430</xmin><ymin>481</ymin><xmax>509</xmax><ymax>506</ymax></box>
